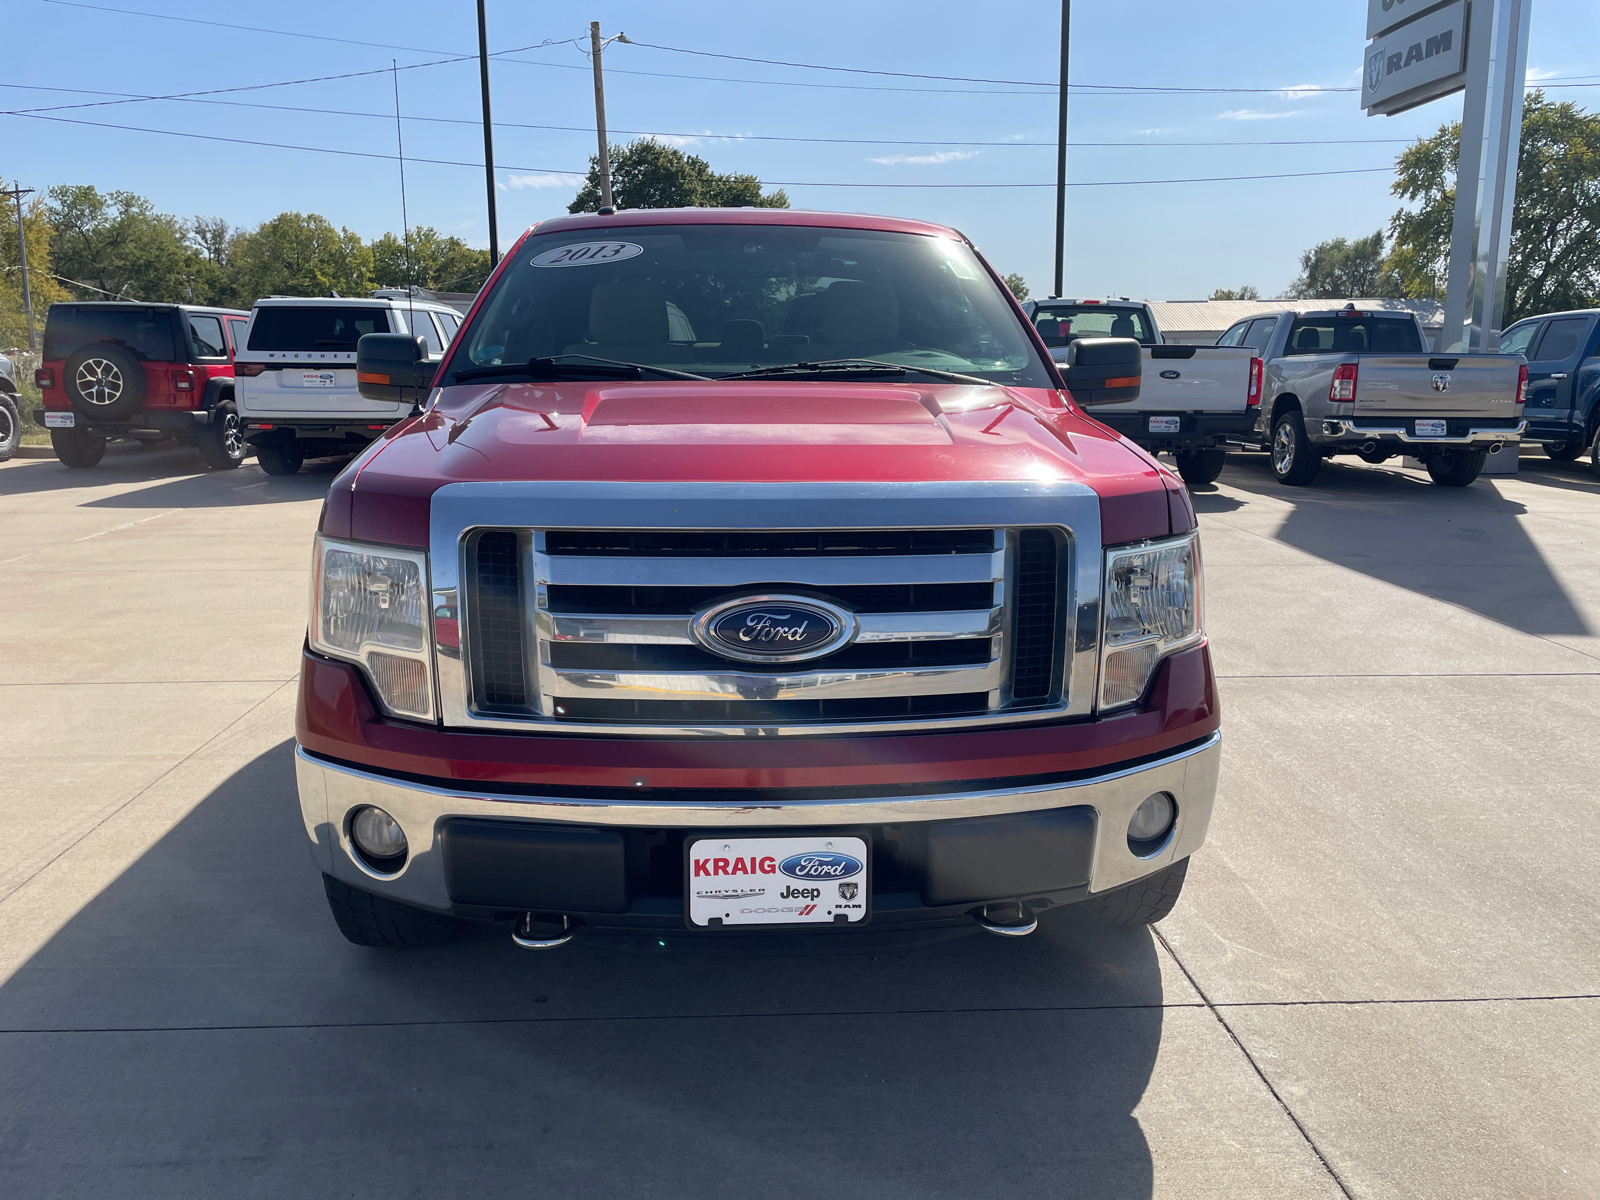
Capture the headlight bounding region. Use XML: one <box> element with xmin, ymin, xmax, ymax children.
<box><xmin>310</xmin><ymin>535</ymin><xmax>435</xmax><ymax>721</ymax></box>
<box><xmin>1099</xmin><ymin>532</ymin><xmax>1202</xmax><ymax>709</ymax></box>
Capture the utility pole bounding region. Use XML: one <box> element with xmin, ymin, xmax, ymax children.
<box><xmin>590</xmin><ymin>21</ymin><xmax>614</xmax><ymax>209</ymax></box>
<box><xmin>1053</xmin><ymin>1</ymin><xmax>1070</xmax><ymax>298</ymax></box>
<box><xmin>475</xmin><ymin>0</ymin><xmax>499</xmax><ymax>266</ymax></box>
<box><xmin>3</xmin><ymin>184</ymin><xmax>37</xmax><ymax>352</ymax></box>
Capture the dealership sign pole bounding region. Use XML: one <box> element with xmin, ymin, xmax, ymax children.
<box><xmin>1362</xmin><ymin>0</ymin><xmax>1531</xmax><ymax>351</ymax></box>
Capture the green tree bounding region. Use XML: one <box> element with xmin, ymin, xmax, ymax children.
<box><xmin>370</xmin><ymin>226</ymin><xmax>492</xmax><ymax>293</ymax></box>
<box><xmin>1387</xmin><ymin>92</ymin><xmax>1600</xmax><ymax>323</ymax></box>
<box><xmin>229</xmin><ymin>212</ymin><xmax>372</xmax><ymax>301</ymax></box>
<box><xmin>1286</xmin><ymin>231</ymin><xmax>1399</xmax><ymax>299</ymax></box>
<box><xmin>569</xmin><ymin>140</ymin><xmax>789</xmax><ymax>213</ymax></box>
<box><xmin>1</xmin><ymin>180</ymin><xmax>70</xmax><ymax>348</ymax></box>
<box><xmin>1209</xmin><ymin>285</ymin><xmax>1261</xmax><ymax>300</ymax></box>
<box><xmin>1002</xmin><ymin>272</ymin><xmax>1030</xmax><ymax>301</ymax></box>
<box><xmin>46</xmin><ymin>184</ymin><xmax>190</xmax><ymax>302</ymax></box>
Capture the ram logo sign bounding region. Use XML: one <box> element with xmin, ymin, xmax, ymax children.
<box><xmin>1361</xmin><ymin>0</ymin><xmax>1467</xmax><ymax>117</ymax></box>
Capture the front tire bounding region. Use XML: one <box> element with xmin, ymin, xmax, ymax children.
<box><xmin>322</xmin><ymin>875</ymin><xmax>462</xmax><ymax>947</ymax></box>
<box><xmin>196</xmin><ymin>401</ymin><xmax>245</xmax><ymax>470</ymax></box>
<box><xmin>1073</xmin><ymin>858</ymin><xmax>1190</xmax><ymax>926</ymax></box>
<box><xmin>0</xmin><ymin>392</ymin><xmax>19</xmax><ymax>461</ymax></box>
<box><xmin>51</xmin><ymin>426</ymin><xmax>106</xmax><ymax>469</ymax></box>
<box><xmin>255</xmin><ymin>442</ymin><xmax>304</xmax><ymax>476</ymax></box>
<box><xmin>1174</xmin><ymin>446</ymin><xmax>1227</xmax><ymax>486</ymax></box>
<box><xmin>1426</xmin><ymin>447</ymin><xmax>1487</xmax><ymax>486</ymax></box>
<box><xmin>1270</xmin><ymin>410</ymin><xmax>1321</xmax><ymax>486</ymax></box>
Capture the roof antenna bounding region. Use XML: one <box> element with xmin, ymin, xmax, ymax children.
<box><xmin>392</xmin><ymin>61</ymin><xmax>417</xmax><ymax>348</ymax></box>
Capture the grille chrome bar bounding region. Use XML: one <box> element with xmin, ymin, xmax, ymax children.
<box><xmin>541</xmin><ymin>552</ymin><xmax>1003</xmax><ymax>589</ymax></box>
<box><xmin>431</xmin><ymin>481</ymin><xmax>1104</xmax><ymax>737</ymax></box>
<box><xmin>544</xmin><ymin>659</ymin><xmax>1002</xmax><ymax>700</ymax></box>
<box><xmin>547</xmin><ymin>608</ymin><xmax>1001</xmax><ymax>646</ymax></box>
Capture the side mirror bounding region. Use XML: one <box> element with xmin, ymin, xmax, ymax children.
<box><xmin>357</xmin><ymin>334</ymin><xmax>433</xmax><ymax>403</ymax></box>
<box><xmin>1062</xmin><ymin>337</ymin><xmax>1142</xmax><ymax>405</ymax></box>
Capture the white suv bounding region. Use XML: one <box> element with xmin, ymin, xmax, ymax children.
<box><xmin>233</xmin><ymin>291</ymin><xmax>465</xmax><ymax>475</ymax></box>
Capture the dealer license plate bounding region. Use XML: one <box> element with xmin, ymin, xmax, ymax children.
<box><xmin>687</xmin><ymin>835</ymin><xmax>868</xmax><ymax>927</ymax></box>
<box><xmin>1148</xmin><ymin>416</ymin><xmax>1181</xmax><ymax>433</ymax></box>
<box><xmin>299</xmin><ymin>371</ymin><xmax>338</xmax><ymax>388</ymax></box>
<box><xmin>44</xmin><ymin>411</ymin><xmax>75</xmax><ymax>428</ymax></box>
<box><xmin>1415</xmin><ymin>419</ymin><xmax>1448</xmax><ymax>438</ymax></box>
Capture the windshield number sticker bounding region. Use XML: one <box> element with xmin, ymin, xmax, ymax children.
<box><xmin>531</xmin><ymin>241</ymin><xmax>645</xmax><ymax>268</ymax></box>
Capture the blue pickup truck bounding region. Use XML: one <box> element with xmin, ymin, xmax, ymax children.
<box><xmin>1498</xmin><ymin>309</ymin><xmax>1600</xmax><ymax>474</ymax></box>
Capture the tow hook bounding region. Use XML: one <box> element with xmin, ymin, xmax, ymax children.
<box><xmin>513</xmin><ymin>914</ymin><xmax>573</xmax><ymax>950</ymax></box>
<box><xmin>974</xmin><ymin>903</ymin><xmax>1038</xmax><ymax>938</ymax></box>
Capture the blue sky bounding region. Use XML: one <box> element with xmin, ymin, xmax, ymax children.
<box><xmin>6</xmin><ymin>0</ymin><xmax>1598</xmax><ymax>300</ymax></box>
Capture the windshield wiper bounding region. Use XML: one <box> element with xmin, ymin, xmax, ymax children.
<box><xmin>451</xmin><ymin>354</ymin><xmax>710</xmax><ymax>384</ymax></box>
<box><xmin>717</xmin><ymin>358</ymin><xmax>996</xmax><ymax>386</ymax></box>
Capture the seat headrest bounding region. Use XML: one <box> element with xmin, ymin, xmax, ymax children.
<box><xmin>1294</xmin><ymin>327</ymin><xmax>1322</xmax><ymax>351</ymax></box>
<box><xmin>590</xmin><ymin>279</ymin><xmax>669</xmax><ymax>345</ymax></box>
<box><xmin>1111</xmin><ymin>315</ymin><xmax>1137</xmax><ymax>337</ymax></box>
<box><xmin>821</xmin><ymin>280</ymin><xmax>899</xmax><ymax>344</ymax></box>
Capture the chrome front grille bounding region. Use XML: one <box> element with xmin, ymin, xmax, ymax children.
<box><xmin>430</xmin><ymin>482</ymin><xmax>1103</xmax><ymax>737</ymax></box>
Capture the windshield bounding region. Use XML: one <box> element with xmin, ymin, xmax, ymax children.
<box><xmin>44</xmin><ymin>307</ymin><xmax>178</xmax><ymax>362</ymax></box>
<box><xmin>449</xmin><ymin>224</ymin><xmax>1052</xmax><ymax>387</ymax></box>
<box><xmin>1030</xmin><ymin>304</ymin><xmax>1154</xmax><ymax>347</ymax></box>
<box><xmin>247</xmin><ymin>305</ymin><xmax>391</xmax><ymax>353</ymax></box>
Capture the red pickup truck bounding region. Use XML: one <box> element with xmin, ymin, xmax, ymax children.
<box><xmin>298</xmin><ymin>208</ymin><xmax>1219</xmax><ymax>950</ymax></box>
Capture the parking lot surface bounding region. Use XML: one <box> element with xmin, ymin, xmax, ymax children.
<box><xmin>1</xmin><ymin>445</ymin><xmax>1596</xmax><ymax>1198</ymax></box>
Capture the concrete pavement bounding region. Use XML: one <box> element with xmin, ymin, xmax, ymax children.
<box><xmin>0</xmin><ymin>444</ymin><xmax>1595</xmax><ymax>1198</ymax></box>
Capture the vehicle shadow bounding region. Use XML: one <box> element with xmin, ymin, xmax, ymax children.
<box><xmin>1215</xmin><ymin>450</ymin><xmax>1591</xmax><ymax>637</ymax></box>
<box><xmin>1507</xmin><ymin>453</ymin><xmax>1600</xmax><ymax>497</ymax></box>
<box><xmin>0</xmin><ymin>444</ymin><xmax>346</xmax><ymax>507</ymax></box>
<box><xmin>0</xmin><ymin>741</ymin><xmax>1168</xmax><ymax>1199</ymax></box>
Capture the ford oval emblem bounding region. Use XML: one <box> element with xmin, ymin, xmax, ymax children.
<box><xmin>1159</xmin><ymin>369</ymin><xmax>1181</xmax><ymax>380</ymax></box>
<box><xmin>779</xmin><ymin>852</ymin><xmax>864</xmax><ymax>880</ymax></box>
<box><xmin>690</xmin><ymin>594</ymin><xmax>857</xmax><ymax>664</ymax></box>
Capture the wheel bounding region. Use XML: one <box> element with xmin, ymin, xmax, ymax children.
<box><xmin>1174</xmin><ymin>446</ymin><xmax>1227</xmax><ymax>486</ymax></box>
<box><xmin>63</xmin><ymin>343</ymin><xmax>147</xmax><ymax>421</ymax></box>
<box><xmin>1543</xmin><ymin>439</ymin><xmax>1585</xmax><ymax>462</ymax></box>
<box><xmin>1357</xmin><ymin>447</ymin><xmax>1393</xmax><ymax>465</ymax></box>
<box><xmin>0</xmin><ymin>391</ymin><xmax>19</xmax><ymax>461</ymax></box>
<box><xmin>1072</xmin><ymin>858</ymin><xmax>1190</xmax><ymax>926</ymax></box>
<box><xmin>1425</xmin><ymin>447</ymin><xmax>1487</xmax><ymax>486</ymax></box>
<box><xmin>322</xmin><ymin>874</ymin><xmax>462</xmax><ymax>947</ymax></box>
<box><xmin>195</xmin><ymin>401</ymin><xmax>245</xmax><ymax>470</ymax></box>
<box><xmin>1270</xmin><ymin>410</ymin><xmax>1321</xmax><ymax>485</ymax></box>
<box><xmin>255</xmin><ymin>441</ymin><xmax>304</xmax><ymax>476</ymax></box>
<box><xmin>1591</xmin><ymin>426</ymin><xmax>1600</xmax><ymax>480</ymax></box>
<box><xmin>50</xmin><ymin>426</ymin><xmax>107</xmax><ymax>469</ymax></box>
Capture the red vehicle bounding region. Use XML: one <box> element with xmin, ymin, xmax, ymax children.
<box><xmin>299</xmin><ymin>209</ymin><xmax>1219</xmax><ymax>950</ymax></box>
<box><xmin>33</xmin><ymin>302</ymin><xmax>251</xmax><ymax>469</ymax></box>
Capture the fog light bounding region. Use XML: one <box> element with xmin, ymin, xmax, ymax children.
<box><xmin>351</xmin><ymin>806</ymin><xmax>407</xmax><ymax>861</ymax></box>
<box><xmin>1127</xmin><ymin>792</ymin><xmax>1175</xmax><ymax>849</ymax></box>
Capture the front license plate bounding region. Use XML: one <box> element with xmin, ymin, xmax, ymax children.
<box><xmin>1148</xmin><ymin>416</ymin><xmax>1181</xmax><ymax>433</ymax></box>
<box><xmin>300</xmin><ymin>371</ymin><xmax>338</xmax><ymax>388</ymax></box>
<box><xmin>44</xmin><ymin>411</ymin><xmax>75</xmax><ymax>428</ymax></box>
<box><xmin>687</xmin><ymin>836</ymin><xmax>869</xmax><ymax>927</ymax></box>
<box><xmin>1415</xmin><ymin>419</ymin><xmax>1448</xmax><ymax>437</ymax></box>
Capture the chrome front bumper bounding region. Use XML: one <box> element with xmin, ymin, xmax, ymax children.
<box><xmin>1319</xmin><ymin>419</ymin><xmax>1526</xmax><ymax>446</ymax></box>
<box><xmin>296</xmin><ymin>732</ymin><xmax>1221</xmax><ymax>915</ymax></box>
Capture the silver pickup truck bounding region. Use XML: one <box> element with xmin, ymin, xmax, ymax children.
<box><xmin>1220</xmin><ymin>306</ymin><xmax>1527</xmax><ymax>487</ymax></box>
<box><xmin>1023</xmin><ymin>298</ymin><xmax>1259</xmax><ymax>486</ymax></box>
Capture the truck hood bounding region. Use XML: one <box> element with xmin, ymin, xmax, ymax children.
<box><xmin>325</xmin><ymin>380</ymin><xmax>1190</xmax><ymax>547</ymax></box>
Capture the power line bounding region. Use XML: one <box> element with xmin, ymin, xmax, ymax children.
<box><xmin>1</xmin><ymin>84</ymin><xmax>1423</xmax><ymax>148</ymax></box>
<box><xmin>2</xmin><ymin>110</ymin><xmax>1397</xmax><ymax>189</ymax></box>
